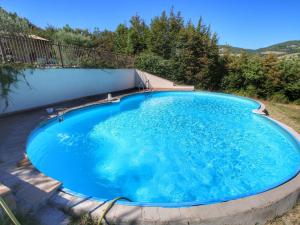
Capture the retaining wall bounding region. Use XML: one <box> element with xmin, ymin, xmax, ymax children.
<box><xmin>0</xmin><ymin>68</ymin><xmax>136</xmax><ymax>114</ymax></box>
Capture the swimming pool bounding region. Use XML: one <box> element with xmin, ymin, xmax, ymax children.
<box><xmin>27</xmin><ymin>91</ymin><xmax>300</xmax><ymax>206</ymax></box>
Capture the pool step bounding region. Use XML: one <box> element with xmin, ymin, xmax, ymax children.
<box><xmin>0</xmin><ymin>164</ymin><xmax>61</xmax><ymax>213</ymax></box>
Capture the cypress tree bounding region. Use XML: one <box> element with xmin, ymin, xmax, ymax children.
<box><xmin>114</xmin><ymin>24</ymin><xmax>129</xmax><ymax>54</ymax></box>
<box><xmin>127</xmin><ymin>15</ymin><xmax>148</xmax><ymax>54</ymax></box>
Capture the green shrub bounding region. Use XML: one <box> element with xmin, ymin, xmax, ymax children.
<box><xmin>134</xmin><ymin>53</ymin><xmax>175</xmax><ymax>80</ymax></box>
<box><xmin>227</xmin><ymin>89</ymin><xmax>258</xmax><ymax>99</ymax></box>
<box><xmin>293</xmin><ymin>99</ymin><xmax>300</xmax><ymax>105</ymax></box>
<box><xmin>269</xmin><ymin>92</ymin><xmax>289</xmax><ymax>104</ymax></box>
<box><xmin>284</xmin><ymin>81</ymin><xmax>300</xmax><ymax>102</ymax></box>
<box><xmin>245</xmin><ymin>85</ymin><xmax>260</xmax><ymax>98</ymax></box>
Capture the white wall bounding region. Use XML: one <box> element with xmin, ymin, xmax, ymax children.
<box><xmin>135</xmin><ymin>69</ymin><xmax>194</xmax><ymax>90</ymax></box>
<box><xmin>0</xmin><ymin>68</ymin><xmax>136</xmax><ymax>114</ymax></box>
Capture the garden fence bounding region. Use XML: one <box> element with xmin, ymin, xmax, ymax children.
<box><xmin>0</xmin><ymin>34</ymin><xmax>134</xmax><ymax>68</ymax></box>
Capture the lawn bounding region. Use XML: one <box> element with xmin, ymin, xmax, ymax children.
<box><xmin>263</xmin><ymin>101</ymin><xmax>300</xmax><ymax>133</ymax></box>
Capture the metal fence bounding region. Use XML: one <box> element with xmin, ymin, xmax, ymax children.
<box><xmin>0</xmin><ymin>34</ymin><xmax>134</xmax><ymax>68</ymax></box>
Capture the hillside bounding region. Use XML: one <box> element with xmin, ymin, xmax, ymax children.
<box><xmin>257</xmin><ymin>40</ymin><xmax>300</xmax><ymax>54</ymax></box>
<box><xmin>219</xmin><ymin>45</ymin><xmax>255</xmax><ymax>54</ymax></box>
<box><xmin>220</xmin><ymin>40</ymin><xmax>300</xmax><ymax>57</ymax></box>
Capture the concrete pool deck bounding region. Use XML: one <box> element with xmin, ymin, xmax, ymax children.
<box><xmin>0</xmin><ymin>89</ymin><xmax>300</xmax><ymax>225</ymax></box>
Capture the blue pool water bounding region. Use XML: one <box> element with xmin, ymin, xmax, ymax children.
<box><xmin>27</xmin><ymin>91</ymin><xmax>300</xmax><ymax>206</ymax></box>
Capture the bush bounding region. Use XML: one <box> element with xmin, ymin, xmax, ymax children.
<box><xmin>293</xmin><ymin>99</ymin><xmax>300</xmax><ymax>105</ymax></box>
<box><xmin>283</xmin><ymin>81</ymin><xmax>300</xmax><ymax>102</ymax></box>
<box><xmin>227</xmin><ymin>88</ymin><xmax>258</xmax><ymax>99</ymax></box>
<box><xmin>220</xmin><ymin>53</ymin><xmax>300</xmax><ymax>103</ymax></box>
<box><xmin>279</xmin><ymin>59</ymin><xmax>300</xmax><ymax>101</ymax></box>
<box><xmin>242</xmin><ymin>85</ymin><xmax>260</xmax><ymax>98</ymax></box>
<box><xmin>134</xmin><ymin>53</ymin><xmax>175</xmax><ymax>80</ymax></box>
<box><xmin>269</xmin><ymin>92</ymin><xmax>289</xmax><ymax>104</ymax></box>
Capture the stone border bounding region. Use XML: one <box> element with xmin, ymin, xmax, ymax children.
<box><xmin>28</xmin><ymin>91</ymin><xmax>300</xmax><ymax>225</ymax></box>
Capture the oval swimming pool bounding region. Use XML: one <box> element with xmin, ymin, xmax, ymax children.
<box><xmin>27</xmin><ymin>91</ymin><xmax>300</xmax><ymax>206</ymax></box>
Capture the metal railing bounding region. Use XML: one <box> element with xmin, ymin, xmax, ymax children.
<box><xmin>137</xmin><ymin>71</ymin><xmax>153</xmax><ymax>92</ymax></box>
<box><xmin>0</xmin><ymin>34</ymin><xmax>134</xmax><ymax>68</ymax></box>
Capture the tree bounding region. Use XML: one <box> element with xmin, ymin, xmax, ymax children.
<box><xmin>0</xmin><ymin>7</ymin><xmax>35</xmax><ymax>34</ymax></box>
<box><xmin>169</xmin><ymin>7</ymin><xmax>184</xmax><ymax>56</ymax></box>
<box><xmin>279</xmin><ymin>58</ymin><xmax>300</xmax><ymax>101</ymax></box>
<box><xmin>148</xmin><ymin>11</ymin><xmax>171</xmax><ymax>58</ymax></box>
<box><xmin>201</xmin><ymin>32</ymin><xmax>223</xmax><ymax>90</ymax></box>
<box><xmin>127</xmin><ymin>15</ymin><xmax>148</xmax><ymax>54</ymax></box>
<box><xmin>53</xmin><ymin>29</ymin><xmax>93</xmax><ymax>47</ymax></box>
<box><xmin>93</xmin><ymin>30</ymin><xmax>115</xmax><ymax>52</ymax></box>
<box><xmin>114</xmin><ymin>24</ymin><xmax>129</xmax><ymax>54</ymax></box>
<box><xmin>262</xmin><ymin>54</ymin><xmax>282</xmax><ymax>96</ymax></box>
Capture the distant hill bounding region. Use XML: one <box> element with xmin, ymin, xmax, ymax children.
<box><xmin>257</xmin><ymin>41</ymin><xmax>300</xmax><ymax>54</ymax></box>
<box><xmin>219</xmin><ymin>45</ymin><xmax>254</xmax><ymax>54</ymax></box>
<box><xmin>220</xmin><ymin>41</ymin><xmax>300</xmax><ymax>58</ymax></box>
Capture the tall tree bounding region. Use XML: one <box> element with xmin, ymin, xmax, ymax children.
<box><xmin>262</xmin><ymin>54</ymin><xmax>282</xmax><ymax>95</ymax></box>
<box><xmin>148</xmin><ymin>11</ymin><xmax>171</xmax><ymax>59</ymax></box>
<box><xmin>114</xmin><ymin>24</ymin><xmax>129</xmax><ymax>54</ymax></box>
<box><xmin>169</xmin><ymin>8</ymin><xmax>184</xmax><ymax>58</ymax></box>
<box><xmin>93</xmin><ymin>30</ymin><xmax>115</xmax><ymax>52</ymax></box>
<box><xmin>127</xmin><ymin>15</ymin><xmax>148</xmax><ymax>54</ymax></box>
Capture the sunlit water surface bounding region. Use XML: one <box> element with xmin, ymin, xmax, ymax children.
<box><xmin>27</xmin><ymin>92</ymin><xmax>300</xmax><ymax>205</ymax></box>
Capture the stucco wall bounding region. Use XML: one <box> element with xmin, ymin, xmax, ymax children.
<box><xmin>0</xmin><ymin>68</ymin><xmax>136</xmax><ymax>114</ymax></box>
<box><xmin>135</xmin><ymin>69</ymin><xmax>194</xmax><ymax>90</ymax></box>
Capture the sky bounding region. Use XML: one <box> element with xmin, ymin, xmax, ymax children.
<box><xmin>1</xmin><ymin>0</ymin><xmax>299</xmax><ymax>49</ymax></box>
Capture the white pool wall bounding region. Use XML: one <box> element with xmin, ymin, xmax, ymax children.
<box><xmin>0</xmin><ymin>68</ymin><xmax>194</xmax><ymax>115</ymax></box>
<box><xmin>135</xmin><ymin>69</ymin><xmax>194</xmax><ymax>90</ymax></box>
<box><xmin>0</xmin><ymin>68</ymin><xmax>136</xmax><ymax>114</ymax></box>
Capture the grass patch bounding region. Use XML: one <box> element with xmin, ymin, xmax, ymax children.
<box><xmin>263</xmin><ymin>101</ymin><xmax>300</xmax><ymax>133</ymax></box>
